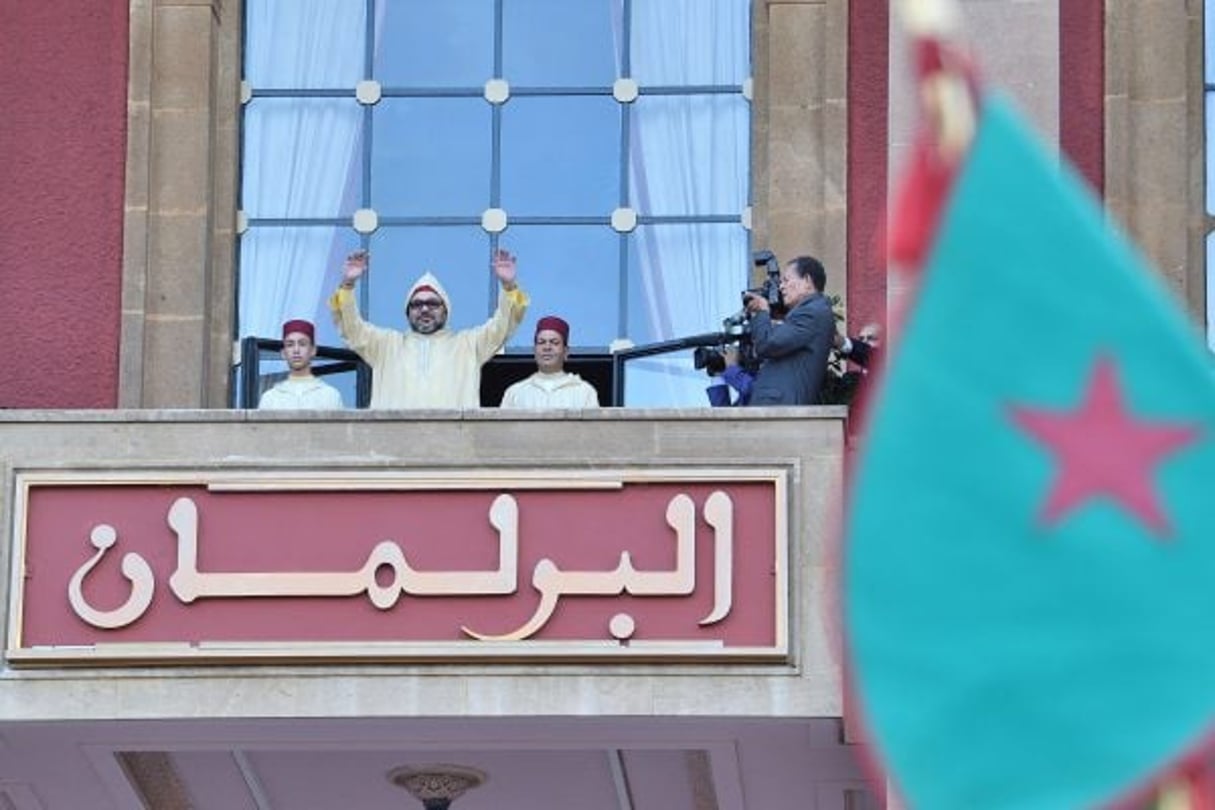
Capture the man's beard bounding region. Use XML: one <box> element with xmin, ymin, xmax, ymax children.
<box><xmin>410</xmin><ymin>316</ymin><xmax>445</xmax><ymax>335</ymax></box>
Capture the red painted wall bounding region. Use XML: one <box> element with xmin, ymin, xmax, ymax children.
<box><xmin>846</xmin><ymin>0</ymin><xmax>890</xmax><ymax>337</ymax></box>
<box><xmin>0</xmin><ymin>2</ymin><xmax>128</xmax><ymax>409</ymax></box>
<box><xmin>1060</xmin><ymin>0</ymin><xmax>1105</xmax><ymax>194</ymax></box>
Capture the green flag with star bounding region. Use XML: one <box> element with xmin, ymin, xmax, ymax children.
<box><xmin>844</xmin><ymin>94</ymin><xmax>1215</xmax><ymax>810</ymax></box>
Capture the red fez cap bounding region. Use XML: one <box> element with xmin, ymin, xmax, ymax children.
<box><xmin>410</xmin><ymin>284</ymin><xmax>439</xmax><ymax>300</ymax></box>
<box><xmin>281</xmin><ymin>319</ymin><xmax>315</xmax><ymax>342</ymax></box>
<box><xmin>535</xmin><ymin>315</ymin><xmax>570</xmax><ymax>344</ymax></box>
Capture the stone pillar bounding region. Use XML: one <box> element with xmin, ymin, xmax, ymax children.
<box><xmin>1105</xmin><ymin>0</ymin><xmax>1205</xmax><ymax>321</ymax></box>
<box><xmin>752</xmin><ymin>0</ymin><xmax>849</xmax><ymax>296</ymax></box>
<box><xmin>120</xmin><ymin>0</ymin><xmax>239</xmax><ymax>407</ymax></box>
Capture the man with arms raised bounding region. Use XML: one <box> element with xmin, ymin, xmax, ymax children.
<box><xmin>258</xmin><ymin>319</ymin><xmax>344</xmax><ymax>410</ymax></box>
<box><xmin>500</xmin><ymin>315</ymin><xmax>600</xmax><ymax>408</ymax></box>
<box><xmin>331</xmin><ymin>249</ymin><xmax>528</xmax><ymax>408</ymax></box>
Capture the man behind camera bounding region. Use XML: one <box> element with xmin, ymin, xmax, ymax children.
<box><xmin>730</xmin><ymin>255</ymin><xmax>835</xmax><ymax>405</ymax></box>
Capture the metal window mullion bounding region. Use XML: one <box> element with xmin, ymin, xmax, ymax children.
<box><xmin>638</xmin><ymin>85</ymin><xmax>744</xmax><ymax>95</ymax></box>
<box><xmin>377</xmin><ymin>216</ymin><xmax>484</xmax><ymax>227</ymax></box>
<box><xmin>619</xmin><ymin>0</ymin><xmax>633</xmax><ymax>342</ymax></box>
<box><xmin>621</xmin><ymin>0</ymin><xmax>632</xmax><ymax>77</ymax></box>
<box><xmin>379</xmin><ymin>87</ymin><xmax>484</xmax><ymax>98</ymax></box>
<box><xmin>364</xmin><ymin>0</ymin><xmax>375</xmax><ymax>78</ymax></box>
<box><xmin>245</xmin><ymin>218</ymin><xmax>348</xmax><ymax>227</ymax></box>
<box><xmin>618</xmin><ymin>100</ymin><xmax>632</xmax><ymax>340</ymax></box>
<box><xmin>637</xmin><ymin>215</ymin><xmax>741</xmax><ymax>225</ymax></box>
<box><xmin>508</xmin><ymin>87</ymin><xmax>614</xmax><ymax>96</ymax></box>
<box><xmin>247</xmin><ymin>88</ymin><xmax>355</xmax><ymax>98</ymax></box>
<box><xmin>488</xmin><ymin>0</ymin><xmax>505</xmax><ymax>315</ymax></box>
<box><xmin>508</xmin><ymin>216</ymin><xmax>612</xmax><ymax>226</ymax></box>
<box><xmin>361</xmin><ymin>0</ymin><xmax>376</xmax><ymax>316</ymax></box>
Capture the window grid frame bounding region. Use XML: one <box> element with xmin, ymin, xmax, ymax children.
<box><xmin>237</xmin><ymin>0</ymin><xmax>752</xmax><ymax>344</ymax></box>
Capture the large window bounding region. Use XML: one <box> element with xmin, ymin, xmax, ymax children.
<box><xmin>238</xmin><ymin>0</ymin><xmax>752</xmax><ymax>405</ymax></box>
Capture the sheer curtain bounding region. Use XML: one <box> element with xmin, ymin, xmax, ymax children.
<box><xmin>239</xmin><ymin>0</ymin><xmax>366</xmax><ymax>340</ymax></box>
<box><xmin>626</xmin><ymin>0</ymin><xmax>750</xmax><ymax>404</ymax></box>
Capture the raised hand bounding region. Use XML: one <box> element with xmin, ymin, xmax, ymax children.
<box><xmin>492</xmin><ymin>249</ymin><xmax>517</xmax><ymax>288</ymax></box>
<box><xmin>342</xmin><ymin>250</ymin><xmax>369</xmax><ymax>285</ymax></box>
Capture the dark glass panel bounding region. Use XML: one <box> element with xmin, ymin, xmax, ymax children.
<box><xmin>374</xmin><ymin>0</ymin><xmax>494</xmax><ymax>87</ymax></box>
<box><xmin>500</xmin><ymin>224</ymin><xmax>622</xmax><ymax>348</ymax></box>
<box><xmin>371</xmin><ymin>98</ymin><xmax>491</xmax><ymax>216</ymax></box>
<box><xmin>366</xmin><ymin>226</ymin><xmax>493</xmax><ymax>332</ymax></box>
<box><xmin>503</xmin><ymin>0</ymin><xmax>619</xmax><ymax>86</ymax></box>
<box><xmin>501</xmin><ymin>96</ymin><xmax>620</xmax><ymax>216</ymax></box>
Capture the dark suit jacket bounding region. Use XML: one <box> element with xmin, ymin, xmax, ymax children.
<box><xmin>746</xmin><ymin>292</ymin><xmax>834</xmax><ymax>405</ymax></box>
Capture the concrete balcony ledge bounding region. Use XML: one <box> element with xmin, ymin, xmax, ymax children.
<box><xmin>0</xmin><ymin>409</ymin><xmax>847</xmax><ymax>722</ymax></box>
<box><xmin>0</xmin><ymin>406</ymin><xmax>850</xmax><ymax>424</ymax></box>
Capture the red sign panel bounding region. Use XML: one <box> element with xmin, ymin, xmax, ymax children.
<box><xmin>8</xmin><ymin>470</ymin><xmax>787</xmax><ymax>664</ymax></box>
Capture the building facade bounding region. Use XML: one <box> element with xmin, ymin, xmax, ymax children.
<box><xmin>0</xmin><ymin>1</ymin><xmax>1204</xmax><ymax>808</ymax></box>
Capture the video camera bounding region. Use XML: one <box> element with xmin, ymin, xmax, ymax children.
<box><xmin>744</xmin><ymin>249</ymin><xmax>784</xmax><ymax>311</ymax></box>
<box><xmin>693</xmin><ymin>250</ymin><xmax>785</xmax><ymax>377</ymax></box>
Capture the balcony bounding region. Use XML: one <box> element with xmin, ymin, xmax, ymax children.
<box><xmin>0</xmin><ymin>407</ymin><xmax>877</xmax><ymax>809</ymax></box>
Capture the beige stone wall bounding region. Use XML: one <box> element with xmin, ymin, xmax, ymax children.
<box><xmin>1105</xmin><ymin>0</ymin><xmax>1206</xmax><ymax>323</ymax></box>
<box><xmin>121</xmin><ymin>0</ymin><xmax>239</xmax><ymax>408</ymax></box>
<box><xmin>751</xmin><ymin>0</ymin><xmax>850</xmax><ymax>293</ymax></box>
<box><xmin>0</xmin><ymin>409</ymin><xmax>846</xmax><ymax>722</ymax></box>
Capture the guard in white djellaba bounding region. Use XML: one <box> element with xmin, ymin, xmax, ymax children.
<box><xmin>499</xmin><ymin>315</ymin><xmax>600</xmax><ymax>409</ymax></box>
<box><xmin>257</xmin><ymin>319</ymin><xmax>344</xmax><ymax>410</ymax></box>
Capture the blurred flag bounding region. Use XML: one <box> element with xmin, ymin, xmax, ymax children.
<box><xmin>1153</xmin><ymin>766</ymin><xmax>1215</xmax><ymax>810</ymax></box>
<box><xmin>842</xmin><ymin>11</ymin><xmax>1215</xmax><ymax>810</ymax></box>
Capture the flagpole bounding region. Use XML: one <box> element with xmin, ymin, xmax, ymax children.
<box><xmin>896</xmin><ymin>0</ymin><xmax>975</xmax><ymax>161</ymax></box>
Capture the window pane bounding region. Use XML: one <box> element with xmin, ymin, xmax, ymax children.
<box><xmin>238</xmin><ymin>226</ymin><xmax>361</xmax><ymax>345</ymax></box>
<box><xmin>366</xmin><ymin>227</ymin><xmax>492</xmax><ymax>332</ymax></box>
<box><xmin>245</xmin><ymin>0</ymin><xmax>366</xmax><ymax>88</ymax></box>
<box><xmin>627</xmin><ymin>223</ymin><xmax>748</xmax><ymax>344</ymax></box>
<box><xmin>371</xmin><ymin>98</ymin><xmax>492</xmax><ymax>216</ymax></box>
<box><xmin>502</xmin><ymin>225</ymin><xmax>622</xmax><ymax>348</ymax></box>
<box><xmin>622</xmin><ymin>351</ymin><xmax>717</xmax><ymax>407</ymax></box>
<box><xmin>374</xmin><ymin>0</ymin><xmax>494</xmax><ymax>86</ymax></box>
<box><xmin>1208</xmin><ymin>92</ymin><xmax>1215</xmax><ymax>215</ymax></box>
<box><xmin>242</xmin><ymin>99</ymin><xmax>364</xmax><ymax>218</ymax></box>
<box><xmin>501</xmin><ymin>96</ymin><xmax>621</xmax><ymax>215</ymax></box>
<box><xmin>503</xmin><ymin>0</ymin><xmax>619</xmax><ymax>86</ymax></box>
<box><xmin>629</xmin><ymin>94</ymin><xmax>749</xmax><ymax>216</ymax></box>
<box><xmin>630</xmin><ymin>0</ymin><xmax>750</xmax><ymax>86</ymax></box>
<box><xmin>1208</xmin><ymin>0</ymin><xmax>1215</xmax><ymax>84</ymax></box>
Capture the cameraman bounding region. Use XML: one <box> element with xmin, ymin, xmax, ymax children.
<box><xmin>731</xmin><ymin>255</ymin><xmax>834</xmax><ymax>406</ymax></box>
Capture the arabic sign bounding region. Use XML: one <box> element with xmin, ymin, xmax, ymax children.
<box><xmin>7</xmin><ymin>470</ymin><xmax>787</xmax><ymax>664</ymax></box>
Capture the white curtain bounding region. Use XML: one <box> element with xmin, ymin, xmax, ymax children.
<box><xmin>623</xmin><ymin>0</ymin><xmax>751</xmax><ymax>404</ymax></box>
<box><xmin>238</xmin><ymin>0</ymin><xmax>366</xmax><ymax>340</ymax></box>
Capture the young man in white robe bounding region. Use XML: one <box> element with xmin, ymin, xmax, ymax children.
<box><xmin>499</xmin><ymin>316</ymin><xmax>600</xmax><ymax>409</ymax></box>
<box><xmin>257</xmin><ymin>319</ymin><xmax>344</xmax><ymax>410</ymax></box>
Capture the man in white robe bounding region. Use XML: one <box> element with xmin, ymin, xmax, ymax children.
<box><xmin>258</xmin><ymin>319</ymin><xmax>344</xmax><ymax>410</ymax></box>
<box><xmin>331</xmin><ymin>249</ymin><xmax>527</xmax><ymax>408</ymax></box>
<box><xmin>500</xmin><ymin>316</ymin><xmax>600</xmax><ymax>409</ymax></box>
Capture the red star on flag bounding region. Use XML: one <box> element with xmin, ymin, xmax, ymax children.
<box><xmin>1008</xmin><ymin>356</ymin><xmax>1201</xmax><ymax>537</ymax></box>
